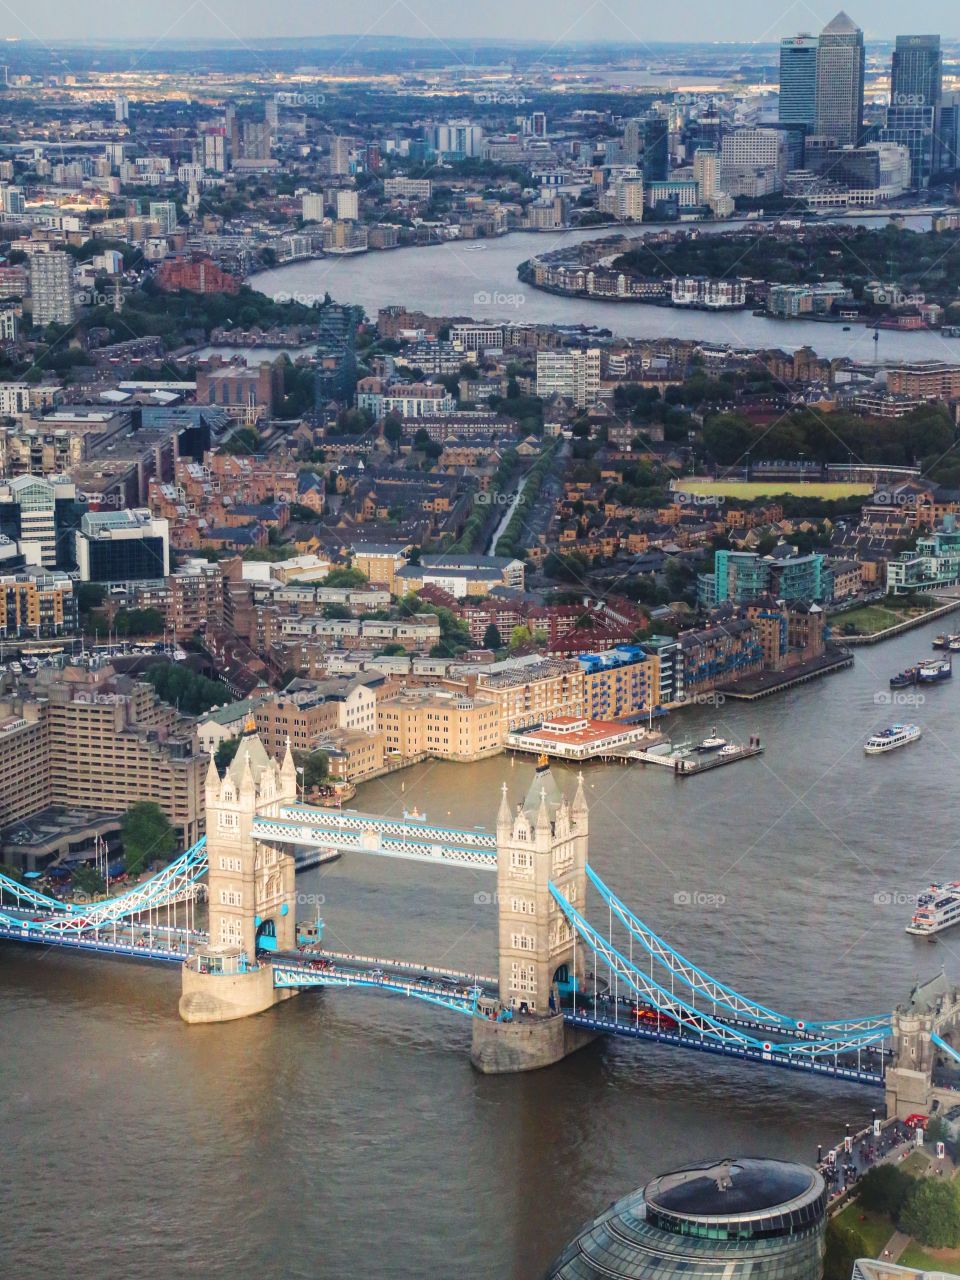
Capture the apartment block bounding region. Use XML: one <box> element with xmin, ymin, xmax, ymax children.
<box><xmin>378</xmin><ymin>688</ymin><xmax>502</xmax><ymax>760</ymax></box>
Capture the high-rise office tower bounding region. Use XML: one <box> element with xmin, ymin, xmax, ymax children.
<box><xmin>642</xmin><ymin>114</ymin><xmax>669</xmax><ymax>182</ymax></box>
<box><xmin>779</xmin><ymin>35</ymin><xmax>818</xmax><ymax>129</ymax></box>
<box><xmin>815</xmin><ymin>11</ymin><xmax>865</xmax><ymax>146</ymax></box>
<box><xmin>114</xmin><ymin>94</ymin><xmax>129</xmax><ymax>123</ymax></box>
<box><xmin>891</xmin><ymin>35</ymin><xmax>941</xmax><ymax>110</ymax></box>
<box><xmin>938</xmin><ymin>92</ymin><xmax>960</xmax><ymax>172</ymax></box>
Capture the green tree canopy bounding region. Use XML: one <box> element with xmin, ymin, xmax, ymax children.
<box><xmin>856</xmin><ymin>1164</ymin><xmax>915</xmax><ymax>1218</ymax></box>
<box><xmin>121</xmin><ymin>801</ymin><xmax>177</xmax><ymax>875</ymax></box>
<box><xmin>899</xmin><ymin>1178</ymin><xmax>960</xmax><ymax>1247</ymax></box>
<box><xmin>482</xmin><ymin>622</ymin><xmax>503</xmax><ymax>650</ymax></box>
<box><xmin>823</xmin><ymin>1222</ymin><xmax>868</xmax><ymax>1280</ymax></box>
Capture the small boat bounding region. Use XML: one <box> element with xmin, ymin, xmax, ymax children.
<box><xmin>906</xmin><ymin>882</ymin><xmax>960</xmax><ymax>936</ymax></box>
<box><xmin>843</xmin><ymin>325</ymin><xmax>851</xmax><ymax>331</ymax></box>
<box><xmin>695</xmin><ymin>729</ymin><xmax>727</xmax><ymax>753</ymax></box>
<box><xmin>918</xmin><ymin>658</ymin><xmax>952</xmax><ymax>684</ymax></box>
<box><xmin>931</xmin><ymin>633</ymin><xmax>960</xmax><ymax>650</ymax></box>
<box><xmin>890</xmin><ymin>667</ymin><xmax>918</xmax><ymax>688</ymax></box>
<box><xmin>864</xmin><ymin>723</ymin><xmax>922</xmax><ymax>754</ymax></box>
<box><xmin>718</xmin><ymin>744</ymin><xmax>740</xmax><ymax>757</ymax></box>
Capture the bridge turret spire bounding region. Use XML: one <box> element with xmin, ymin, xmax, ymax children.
<box><xmin>571</xmin><ymin>772</ymin><xmax>588</xmax><ymax>826</ymax></box>
<box><xmin>204</xmin><ymin>751</ymin><xmax>220</xmax><ymax>793</ymax></box>
<box><xmin>280</xmin><ymin>736</ymin><xmax>297</xmax><ymax>799</ymax></box>
<box><xmin>497</xmin><ymin>782</ymin><xmax>512</xmax><ymax>833</ymax></box>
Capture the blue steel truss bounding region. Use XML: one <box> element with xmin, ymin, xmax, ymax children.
<box><xmin>585</xmin><ymin>866</ymin><xmax>891</xmax><ymax>1037</ymax></box>
<box><xmin>0</xmin><ymin>838</ymin><xmax>208</xmax><ymax>947</ymax></box>
<box><xmin>551</xmin><ymin>881</ymin><xmax>890</xmax><ymax>1080</ymax></box>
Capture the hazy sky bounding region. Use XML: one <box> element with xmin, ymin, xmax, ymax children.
<box><xmin>7</xmin><ymin>0</ymin><xmax>960</xmax><ymax>44</ymax></box>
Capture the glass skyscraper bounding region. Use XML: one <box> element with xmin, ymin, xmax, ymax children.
<box><xmin>815</xmin><ymin>11</ymin><xmax>865</xmax><ymax>147</ymax></box>
<box><xmin>891</xmin><ymin>34</ymin><xmax>941</xmax><ymax>110</ymax></box>
<box><xmin>779</xmin><ymin>34</ymin><xmax>818</xmax><ymax>129</ymax></box>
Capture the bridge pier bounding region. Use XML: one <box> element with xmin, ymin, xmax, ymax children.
<box><xmin>179</xmin><ymin>954</ymin><xmax>297</xmax><ymax>1024</ymax></box>
<box><xmin>884</xmin><ymin>972</ymin><xmax>960</xmax><ymax>1119</ymax></box>
<box><xmin>470</xmin><ymin>1012</ymin><xmax>597</xmax><ymax>1074</ymax></box>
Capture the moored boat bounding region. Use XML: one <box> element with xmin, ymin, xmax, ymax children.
<box><xmin>917</xmin><ymin>658</ymin><xmax>952</xmax><ymax>684</ymax></box>
<box><xmin>889</xmin><ymin>667</ymin><xmax>918</xmax><ymax>688</ymax></box>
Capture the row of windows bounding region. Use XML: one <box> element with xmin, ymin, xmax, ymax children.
<box><xmin>511</xmin><ymin>932</ymin><xmax>536</xmax><ymax>952</ymax></box>
<box><xmin>219</xmin><ymin>888</ymin><xmax>243</xmax><ymax>907</ymax></box>
<box><xmin>218</xmin><ymin>855</ymin><xmax>242</xmax><ymax>872</ymax></box>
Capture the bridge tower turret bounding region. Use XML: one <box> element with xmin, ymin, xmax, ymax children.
<box><xmin>179</xmin><ymin>722</ymin><xmax>299</xmax><ymax>1024</ymax></box>
<box><xmin>471</xmin><ymin>762</ymin><xmax>597</xmax><ymax>1073</ymax></box>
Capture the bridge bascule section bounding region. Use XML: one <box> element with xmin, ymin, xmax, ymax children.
<box><xmin>2</xmin><ymin>723</ymin><xmax>956</xmax><ymax>1107</ymax></box>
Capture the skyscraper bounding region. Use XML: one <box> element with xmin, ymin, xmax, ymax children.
<box><xmin>815</xmin><ymin>11</ymin><xmax>865</xmax><ymax>147</ymax></box>
<box><xmin>31</xmin><ymin>252</ymin><xmax>75</xmax><ymax>329</ymax></box>
<box><xmin>891</xmin><ymin>35</ymin><xmax>941</xmax><ymax>110</ymax></box>
<box><xmin>779</xmin><ymin>35</ymin><xmax>818</xmax><ymax>129</ymax></box>
<box><xmin>642</xmin><ymin>114</ymin><xmax>669</xmax><ymax>182</ymax></box>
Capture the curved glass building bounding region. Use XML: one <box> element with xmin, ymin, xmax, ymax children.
<box><xmin>546</xmin><ymin>1157</ymin><xmax>827</xmax><ymax>1280</ymax></box>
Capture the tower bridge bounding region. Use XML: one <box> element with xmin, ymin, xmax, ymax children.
<box><xmin>1</xmin><ymin>722</ymin><xmax>958</xmax><ymax>1113</ymax></box>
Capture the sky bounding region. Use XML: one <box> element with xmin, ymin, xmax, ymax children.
<box><xmin>7</xmin><ymin>0</ymin><xmax>960</xmax><ymax>45</ymax></box>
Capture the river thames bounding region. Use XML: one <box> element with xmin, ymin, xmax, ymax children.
<box><xmin>3</xmin><ymin>614</ymin><xmax>959</xmax><ymax>1278</ymax></box>
<box><xmin>249</xmin><ymin>214</ymin><xmax>960</xmax><ymax>363</ymax></box>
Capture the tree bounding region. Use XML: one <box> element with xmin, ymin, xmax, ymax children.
<box><xmin>856</xmin><ymin>1165</ymin><xmax>914</xmax><ymax>1218</ymax></box>
<box><xmin>482</xmin><ymin>622</ymin><xmax>503</xmax><ymax>650</ymax></box>
<box><xmin>121</xmin><ymin>802</ymin><xmax>177</xmax><ymax>875</ymax></box>
<box><xmin>899</xmin><ymin>1179</ymin><xmax>960</xmax><ymax>1247</ymax></box>
<box><xmin>293</xmin><ymin>749</ymin><xmax>329</xmax><ymax>794</ymax></box>
<box><xmin>823</xmin><ymin>1222</ymin><xmax>868</xmax><ymax>1280</ymax></box>
<box><xmin>383</xmin><ymin>414</ymin><xmax>403</xmax><ymax>452</ymax></box>
<box><xmin>214</xmin><ymin>737</ymin><xmax>241</xmax><ymax>772</ymax></box>
<box><xmin>324</xmin><ymin>567</ymin><xmax>368</xmax><ymax>588</ymax></box>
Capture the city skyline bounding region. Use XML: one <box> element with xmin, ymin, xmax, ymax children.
<box><xmin>10</xmin><ymin>0</ymin><xmax>960</xmax><ymax>44</ymax></box>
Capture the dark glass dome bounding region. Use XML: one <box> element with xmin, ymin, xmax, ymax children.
<box><xmin>545</xmin><ymin>1158</ymin><xmax>827</xmax><ymax>1280</ymax></box>
<box><xmin>648</xmin><ymin>1158</ymin><xmax>818</xmax><ymax>1217</ymax></box>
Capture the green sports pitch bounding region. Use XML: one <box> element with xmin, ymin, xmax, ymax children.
<box><xmin>675</xmin><ymin>479</ymin><xmax>874</xmax><ymax>500</ymax></box>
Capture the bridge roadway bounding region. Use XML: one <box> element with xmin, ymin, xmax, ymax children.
<box><xmin>270</xmin><ymin>948</ymin><xmax>499</xmax><ymax>1017</ymax></box>
<box><xmin>250</xmin><ymin>805</ymin><xmax>497</xmax><ymax>870</ymax></box>
<box><xmin>0</xmin><ymin>907</ymin><xmax>202</xmax><ymax>963</ymax></box>
<box><xmin>563</xmin><ymin>994</ymin><xmax>887</xmax><ymax>1086</ymax></box>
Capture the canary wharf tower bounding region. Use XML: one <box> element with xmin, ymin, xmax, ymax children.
<box><xmin>815</xmin><ymin>11</ymin><xmax>865</xmax><ymax>146</ymax></box>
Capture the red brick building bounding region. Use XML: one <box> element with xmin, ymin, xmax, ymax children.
<box><xmin>155</xmin><ymin>256</ymin><xmax>240</xmax><ymax>295</ymax></box>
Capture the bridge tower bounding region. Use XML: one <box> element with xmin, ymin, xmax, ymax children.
<box><xmin>179</xmin><ymin>720</ymin><xmax>299</xmax><ymax>1024</ymax></box>
<box><xmin>885</xmin><ymin>972</ymin><xmax>960</xmax><ymax>1118</ymax></box>
<box><xmin>471</xmin><ymin>762</ymin><xmax>597</xmax><ymax>1073</ymax></box>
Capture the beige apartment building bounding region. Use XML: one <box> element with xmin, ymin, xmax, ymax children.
<box><xmin>475</xmin><ymin>659</ymin><xmax>585</xmax><ymax>733</ymax></box>
<box><xmin>254</xmin><ymin>675</ymin><xmax>382</xmax><ymax>758</ymax></box>
<box><xmin>350</xmin><ymin>543</ymin><xmax>410</xmax><ymax>593</ymax></box>
<box><xmin>0</xmin><ymin>702</ymin><xmax>49</xmax><ymax>828</ymax></box>
<box><xmin>0</xmin><ymin>664</ymin><xmax>206</xmax><ymax>850</ymax></box>
<box><xmin>378</xmin><ymin>688</ymin><xmax>502</xmax><ymax>761</ymax></box>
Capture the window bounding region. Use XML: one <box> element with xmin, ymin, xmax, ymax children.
<box><xmin>511</xmin><ymin>961</ymin><xmax>537</xmax><ymax>992</ymax></box>
<box><xmin>511</xmin><ymin>897</ymin><xmax>534</xmax><ymax>915</ymax></box>
<box><xmin>510</xmin><ymin>932</ymin><xmax>536</xmax><ymax>952</ymax></box>
<box><xmin>218</xmin><ymin>811</ymin><xmax>238</xmax><ymax>830</ymax></box>
<box><xmin>218</xmin><ymin>855</ymin><xmax>242</xmax><ymax>872</ymax></box>
<box><xmin>219</xmin><ymin>888</ymin><xmax>242</xmax><ymax>907</ymax></box>
<box><xmin>511</xmin><ymin>850</ymin><xmax>531</xmax><ymax>870</ymax></box>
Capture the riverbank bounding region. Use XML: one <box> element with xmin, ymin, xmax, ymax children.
<box><xmin>839</xmin><ymin>597</ymin><xmax>960</xmax><ymax>646</ymax></box>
